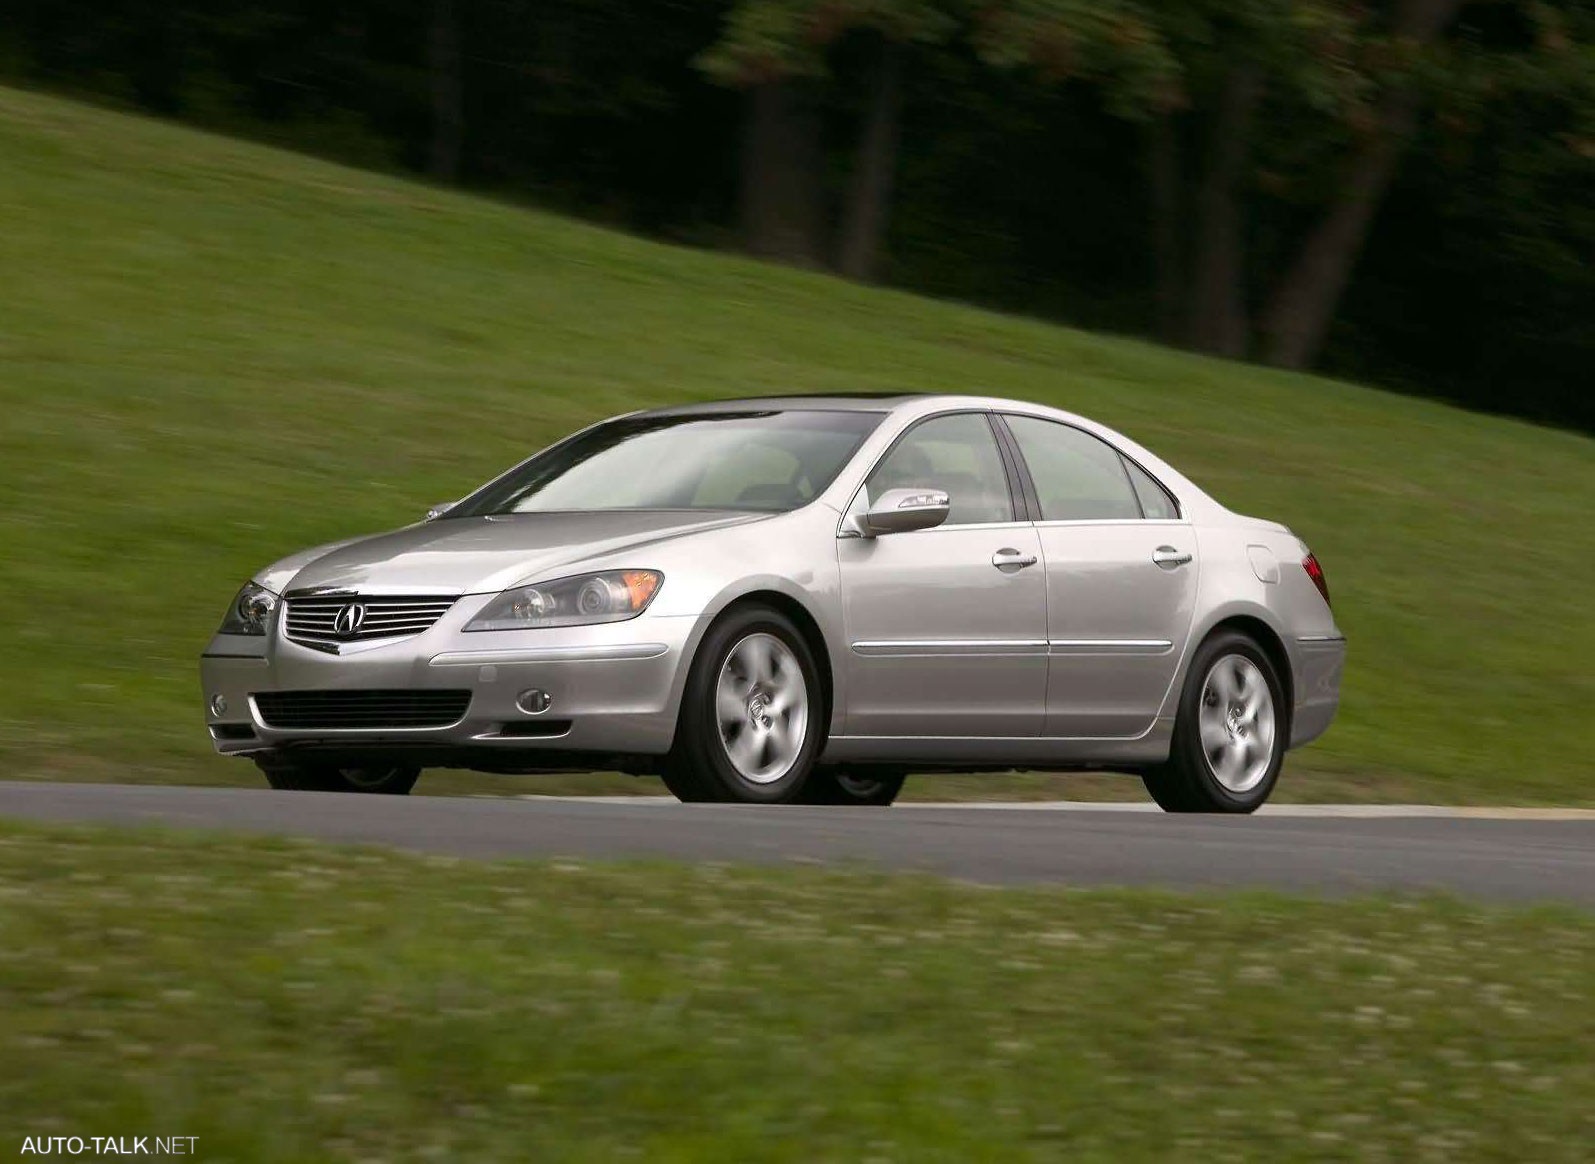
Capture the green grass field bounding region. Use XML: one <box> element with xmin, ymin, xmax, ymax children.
<box><xmin>2</xmin><ymin>821</ymin><xmax>1591</xmax><ymax>1160</ymax></box>
<box><xmin>1</xmin><ymin>85</ymin><xmax>1591</xmax><ymax>803</ymax></box>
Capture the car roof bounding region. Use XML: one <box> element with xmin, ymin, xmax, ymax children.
<box><xmin>633</xmin><ymin>392</ymin><xmax>1145</xmax><ymax>434</ymax></box>
<box><xmin>635</xmin><ymin>393</ymin><xmax>930</xmax><ymax>415</ymax></box>
<box><xmin>633</xmin><ymin>392</ymin><xmax>1116</xmax><ymax>429</ymax></box>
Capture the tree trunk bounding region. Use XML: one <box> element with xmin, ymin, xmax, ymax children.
<box><xmin>837</xmin><ymin>37</ymin><xmax>905</xmax><ymax>282</ymax></box>
<box><xmin>428</xmin><ymin>0</ymin><xmax>463</xmax><ymax>182</ymax></box>
<box><xmin>1185</xmin><ymin>65</ymin><xmax>1262</xmax><ymax>357</ymax></box>
<box><xmin>739</xmin><ymin>81</ymin><xmax>826</xmax><ymax>266</ymax></box>
<box><xmin>1260</xmin><ymin>0</ymin><xmax>1462</xmax><ymax>369</ymax></box>
<box><xmin>1147</xmin><ymin>113</ymin><xmax>1183</xmax><ymax>344</ymax></box>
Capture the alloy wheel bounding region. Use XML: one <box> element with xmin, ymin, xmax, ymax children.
<box><xmin>1197</xmin><ymin>654</ymin><xmax>1277</xmax><ymax>794</ymax></box>
<box><xmin>715</xmin><ymin>632</ymin><xmax>809</xmax><ymax>785</ymax></box>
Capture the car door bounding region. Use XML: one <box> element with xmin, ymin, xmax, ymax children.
<box><xmin>997</xmin><ymin>413</ymin><xmax>1198</xmax><ymax>739</ymax></box>
<box><xmin>836</xmin><ymin>411</ymin><xmax>1048</xmax><ymax>737</ymax></box>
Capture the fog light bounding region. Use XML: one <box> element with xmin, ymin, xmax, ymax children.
<box><xmin>209</xmin><ymin>694</ymin><xmax>228</xmax><ymax>717</ymax></box>
<box><xmin>516</xmin><ymin>688</ymin><xmax>552</xmax><ymax>715</ymax></box>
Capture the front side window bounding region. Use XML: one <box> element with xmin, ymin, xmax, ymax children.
<box><xmin>1004</xmin><ymin>415</ymin><xmax>1142</xmax><ymax>521</ymax></box>
<box><xmin>862</xmin><ymin>413</ymin><xmax>1013</xmax><ymax>526</ymax></box>
<box><xmin>451</xmin><ymin>410</ymin><xmax>883</xmax><ymax>516</ymax></box>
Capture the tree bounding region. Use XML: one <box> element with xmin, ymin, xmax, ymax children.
<box><xmin>699</xmin><ymin>2</ymin><xmax>828</xmax><ymax>264</ymax></box>
<box><xmin>1260</xmin><ymin>0</ymin><xmax>1464</xmax><ymax>367</ymax></box>
<box><xmin>1314</xmin><ymin>0</ymin><xmax>1595</xmax><ymax>424</ymax></box>
<box><xmin>428</xmin><ymin>0</ymin><xmax>463</xmax><ymax>181</ymax></box>
<box><xmin>978</xmin><ymin>0</ymin><xmax>1475</xmax><ymax>365</ymax></box>
<box><xmin>701</xmin><ymin>0</ymin><xmax>960</xmax><ymax>276</ymax></box>
<box><xmin>974</xmin><ymin>0</ymin><xmax>1195</xmax><ymax>337</ymax></box>
<box><xmin>1154</xmin><ymin>0</ymin><xmax>1365</xmax><ymax>356</ymax></box>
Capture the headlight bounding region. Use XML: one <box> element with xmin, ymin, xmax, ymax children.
<box><xmin>465</xmin><ymin>570</ymin><xmax>662</xmax><ymax>631</ymax></box>
<box><xmin>218</xmin><ymin>582</ymin><xmax>279</xmax><ymax>636</ymax></box>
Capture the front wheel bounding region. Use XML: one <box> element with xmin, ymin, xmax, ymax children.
<box><xmin>1142</xmin><ymin>631</ymin><xmax>1286</xmax><ymax>814</ymax></box>
<box><xmin>659</xmin><ymin>605</ymin><xmax>825</xmax><ymax>803</ymax></box>
<box><xmin>255</xmin><ymin>757</ymin><xmax>420</xmax><ymax>795</ymax></box>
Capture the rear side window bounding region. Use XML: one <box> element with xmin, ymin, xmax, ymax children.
<box><xmin>1004</xmin><ymin>415</ymin><xmax>1141</xmax><ymax>521</ymax></box>
<box><xmin>1124</xmin><ymin>458</ymin><xmax>1180</xmax><ymax>519</ymax></box>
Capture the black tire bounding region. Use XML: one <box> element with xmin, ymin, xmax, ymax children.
<box><xmin>800</xmin><ymin>766</ymin><xmax>906</xmax><ymax>806</ymax></box>
<box><xmin>254</xmin><ymin>757</ymin><xmax>420</xmax><ymax>795</ymax></box>
<box><xmin>1142</xmin><ymin>630</ymin><xmax>1287</xmax><ymax>814</ymax></box>
<box><xmin>659</xmin><ymin>604</ymin><xmax>826</xmax><ymax>804</ymax></box>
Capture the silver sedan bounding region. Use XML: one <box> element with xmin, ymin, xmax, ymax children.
<box><xmin>200</xmin><ymin>395</ymin><xmax>1345</xmax><ymax>811</ymax></box>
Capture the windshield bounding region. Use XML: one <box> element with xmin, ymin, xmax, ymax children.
<box><xmin>452</xmin><ymin>410</ymin><xmax>884</xmax><ymax>517</ymax></box>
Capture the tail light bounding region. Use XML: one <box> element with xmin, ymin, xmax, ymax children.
<box><xmin>1302</xmin><ymin>552</ymin><xmax>1331</xmax><ymax>608</ymax></box>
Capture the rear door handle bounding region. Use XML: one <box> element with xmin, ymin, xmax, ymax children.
<box><xmin>1152</xmin><ymin>546</ymin><xmax>1192</xmax><ymax>568</ymax></box>
<box><xmin>992</xmin><ymin>548</ymin><xmax>1039</xmax><ymax>570</ymax></box>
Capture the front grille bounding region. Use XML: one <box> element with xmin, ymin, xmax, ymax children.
<box><xmin>254</xmin><ymin>689</ymin><xmax>472</xmax><ymax>730</ymax></box>
<box><xmin>284</xmin><ymin>596</ymin><xmax>456</xmax><ymax>649</ymax></box>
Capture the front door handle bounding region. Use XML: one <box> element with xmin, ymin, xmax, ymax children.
<box><xmin>992</xmin><ymin>548</ymin><xmax>1039</xmax><ymax>570</ymax></box>
<box><xmin>1152</xmin><ymin>545</ymin><xmax>1193</xmax><ymax>568</ymax></box>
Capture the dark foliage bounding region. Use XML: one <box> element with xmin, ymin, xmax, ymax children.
<box><xmin>2</xmin><ymin>0</ymin><xmax>1588</xmax><ymax>430</ymax></box>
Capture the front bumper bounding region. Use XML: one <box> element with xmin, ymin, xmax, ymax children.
<box><xmin>199</xmin><ymin>597</ymin><xmax>701</xmax><ymax>761</ymax></box>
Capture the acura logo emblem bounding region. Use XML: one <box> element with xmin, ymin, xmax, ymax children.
<box><xmin>333</xmin><ymin>602</ymin><xmax>367</xmax><ymax>638</ymax></box>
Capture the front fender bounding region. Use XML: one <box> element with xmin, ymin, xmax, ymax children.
<box><xmin>662</xmin><ymin>573</ymin><xmax>847</xmax><ymax>741</ymax></box>
<box><xmin>629</xmin><ymin>505</ymin><xmax>849</xmax><ymax>740</ymax></box>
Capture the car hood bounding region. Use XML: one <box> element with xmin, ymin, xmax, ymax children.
<box><xmin>275</xmin><ymin>510</ymin><xmax>764</xmax><ymax>596</ymax></box>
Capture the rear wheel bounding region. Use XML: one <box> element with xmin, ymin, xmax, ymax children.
<box><xmin>255</xmin><ymin>757</ymin><xmax>420</xmax><ymax>795</ymax></box>
<box><xmin>659</xmin><ymin>605</ymin><xmax>824</xmax><ymax>803</ymax></box>
<box><xmin>1142</xmin><ymin>631</ymin><xmax>1285</xmax><ymax>814</ymax></box>
<box><xmin>800</xmin><ymin>767</ymin><xmax>906</xmax><ymax>806</ymax></box>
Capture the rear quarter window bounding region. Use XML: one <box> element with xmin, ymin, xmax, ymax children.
<box><xmin>1123</xmin><ymin>457</ymin><xmax>1180</xmax><ymax>519</ymax></box>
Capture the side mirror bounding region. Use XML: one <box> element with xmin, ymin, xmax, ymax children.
<box><xmin>859</xmin><ymin>487</ymin><xmax>951</xmax><ymax>537</ymax></box>
<box><xmin>424</xmin><ymin>501</ymin><xmax>458</xmax><ymax>522</ymax></box>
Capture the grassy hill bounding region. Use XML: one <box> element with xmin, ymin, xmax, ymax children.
<box><xmin>1</xmin><ymin>85</ymin><xmax>1590</xmax><ymax>803</ymax></box>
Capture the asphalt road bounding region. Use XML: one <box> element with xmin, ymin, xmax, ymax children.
<box><xmin>1</xmin><ymin>781</ymin><xmax>1592</xmax><ymax>904</ymax></box>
